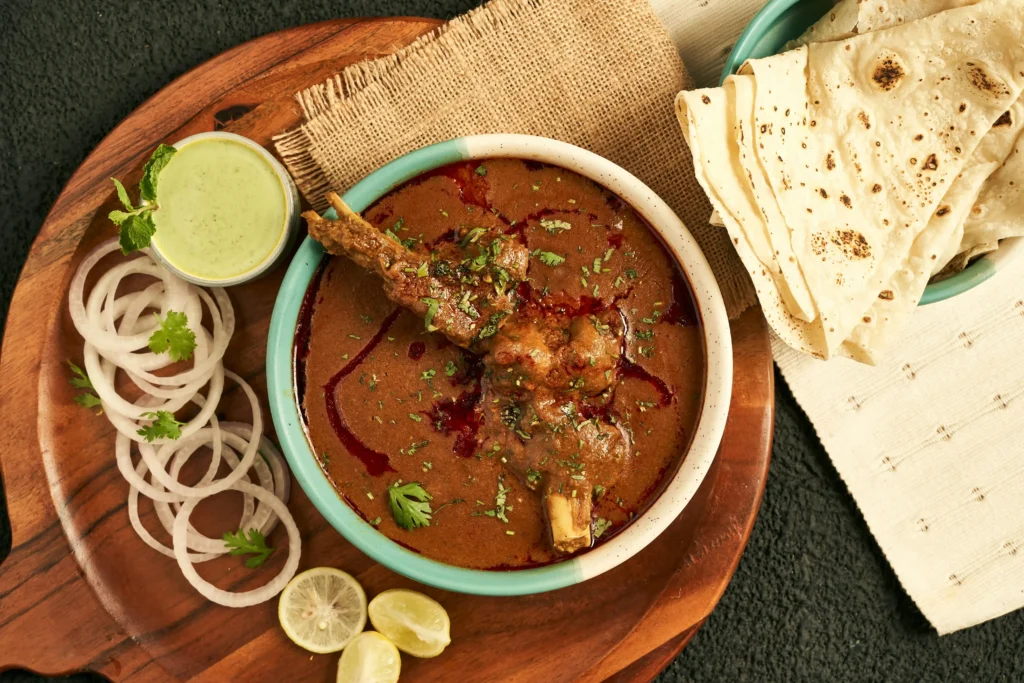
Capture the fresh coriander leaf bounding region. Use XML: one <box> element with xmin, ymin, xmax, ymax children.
<box><xmin>593</xmin><ymin>484</ymin><xmax>607</xmax><ymax>499</ymax></box>
<box><xmin>420</xmin><ymin>369</ymin><xmax>436</xmax><ymax>381</ymax></box>
<box><xmin>416</xmin><ymin>262</ymin><xmax>429</xmax><ymax>278</ymax></box>
<box><xmin>445</xmin><ymin>360</ymin><xmax>458</xmax><ymax>377</ymax></box>
<box><xmin>139</xmin><ymin>144</ymin><xmax>177</xmax><ymax>202</ymax></box>
<box><xmin>537</xmin><ymin>251</ymin><xmax>565</xmax><ymax>267</ymax></box>
<box><xmin>222</xmin><ymin>527</ymin><xmax>275</xmax><ymax>569</ymax></box>
<box><xmin>594</xmin><ymin>517</ymin><xmax>613</xmax><ymax>539</ymax></box>
<box><xmin>625</xmin><ymin>268</ymin><xmax>639</xmax><ymax>280</ymax></box>
<box><xmin>475</xmin><ymin>164</ymin><xmax>487</xmax><ymax>177</ymax></box>
<box><xmin>593</xmin><ymin>258</ymin><xmax>602</xmax><ymax>274</ymax></box>
<box><xmin>136</xmin><ymin>410</ymin><xmax>184</xmax><ymax>442</ymax></box>
<box><xmin>119</xmin><ymin>213</ymin><xmax>157</xmax><ymax>254</ymax></box>
<box><xmin>540</xmin><ymin>218</ymin><xmax>571</xmax><ymax>234</ymax></box>
<box><xmin>74</xmin><ymin>393</ymin><xmax>103</xmax><ymax>411</ymax></box>
<box><xmin>638</xmin><ymin>345</ymin><xmax>655</xmax><ymax>359</ymax></box>
<box><xmin>369</xmin><ymin>517</ymin><xmax>382</xmax><ymax>526</ymax></box>
<box><xmin>420</xmin><ymin>297</ymin><xmax>440</xmax><ymax>332</ymax></box>
<box><xmin>388</xmin><ymin>481</ymin><xmax>433</xmax><ymax>530</ymax></box>
<box><xmin>111</xmin><ymin>178</ymin><xmax>134</xmax><ymax>211</ymax></box>
<box><xmin>148</xmin><ymin>311</ymin><xmax>197</xmax><ymax>361</ymax></box>
<box><xmin>67</xmin><ymin>360</ymin><xmax>94</xmax><ymax>390</ymax></box>
<box><xmin>634</xmin><ymin>329</ymin><xmax>654</xmax><ymax>341</ymax></box>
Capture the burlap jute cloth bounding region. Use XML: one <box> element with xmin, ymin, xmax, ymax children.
<box><xmin>273</xmin><ymin>0</ymin><xmax>755</xmax><ymax>318</ymax></box>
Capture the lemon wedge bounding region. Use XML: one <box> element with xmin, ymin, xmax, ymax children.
<box><xmin>278</xmin><ymin>567</ymin><xmax>367</xmax><ymax>653</ymax></box>
<box><xmin>367</xmin><ymin>589</ymin><xmax>451</xmax><ymax>658</ymax></box>
<box><xmin>336</xmin><ymin>631</ymin><xmax>402</xmax><ymax>683</ymax></box>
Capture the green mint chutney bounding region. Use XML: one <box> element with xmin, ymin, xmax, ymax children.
<box><xmin>152</xmin><ymin>138</ymin><xmax>287</xmax><ymax>281</ymax></box>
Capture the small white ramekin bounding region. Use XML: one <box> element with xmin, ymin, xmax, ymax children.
<box><xmin>148</xmin><ymin>131</ymin><xmax>301</xmax><ymax>288</ymax></box>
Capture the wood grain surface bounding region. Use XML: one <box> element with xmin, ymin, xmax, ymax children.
<box><xmin>0</xmin><ymin>17</ymin><xmax>773</xmax><ymax>682</ymax></box>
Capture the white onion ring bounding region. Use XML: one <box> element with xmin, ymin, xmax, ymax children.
<box><xmin>173</xmin><ymin>481</ymin><xmax>301</xmax><ymax>608</ymax></box>
<box><xmin>72</xmin><ymin>240</ymin><xmax>295</xmax><ymax>607</ymax></box>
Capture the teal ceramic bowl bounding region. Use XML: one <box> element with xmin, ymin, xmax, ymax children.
<box><xmin>267</xmin><ymin>134</ymin><xmax>733</xmax><ymax>596</ymax></box>
<box><xmin>720</xmin><ymin>0</ymin><xmax>1021</xmax><ymax>305</ymax></box>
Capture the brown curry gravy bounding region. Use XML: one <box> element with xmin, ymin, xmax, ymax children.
<box><xmin>297</xmin><ymin>159</ymin><xmax>704</xmax><ymax>570</ymax></box>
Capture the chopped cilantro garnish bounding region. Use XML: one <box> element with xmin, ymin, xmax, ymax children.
<box><xmin>594</xmin><ymin>518</ymin><xmax>613</xmax><ymax>539</ymax></box>
<box><xmin>387</xmin><ymin>481</ymin><xmax>433</xmax><ymax>530</ymax></box>
<box><xmin>634</xmin><ymin>329</ymin><xmax>654</xmax><ymax>340</ymax></box>
<box><xmin>460</xmin><ymin>227</ymin><xmax>488</xmax><ymax>247</ymax></box>
<box><xmin>222</xmin><ymin>528</ymin><xmax>275</xmax><ymax>569</ymax></box>
<box><xmin>421</xmin><ymin>297</ymin><xmax>440</xmax><ymax>331</ymax></box>
<box><xmin>626</xmin><ymin>268</ymin><xmax>639</xmax><ymax>280</ymax></box>
<box><xmin>540</xmin><ymin>218</ymin><xmax>571</xmax><ymax>234</ymax></box>
<box><xmin>408</xmin><ymin>413</ymin><xmax>423</xmax><ymax>422</ymax></box>
<box><xmin>420</xmin><ymin>369</ymin><xmax>436</xmax><ymax>381</ymax></box>
<box><xmin>137</xmin><ymin>410</ymin><xmax>184</xmax><ymax>442</ymax></box>
<box><xmin>475</xmin><ymin>164</ymin><xmax>487</xmax><ymax>176</ymax></box>
<box><xmin>638</xmin><ymin>345</ymin><xmax>655</xmax><ymax>359</ymax></box>
<box><xmin>148</xmin><ymin>311</ymin><xmax>196</xmax><ymax>362</ymax></box>
<box><xmin>445</xmin><ymin>360</ymin><xmax>458</xmax><ymax>377</ymax></box>
<box><xmin>536</xmin><ymin>251</ymin><xmax>565</xmax><ymax>267</ymax></box>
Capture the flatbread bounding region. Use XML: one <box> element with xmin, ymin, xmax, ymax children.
<box><xmin>960</xmin><ymin>119</ymin><xmax>1024</xmax><ymax>255</ymax></box>
<box><xmin>746</xmin><ymin>0</ymin><xmax>1024</xmax><ymax>356</ymax></box>
<box><xmin>787</xmin><ymin>0</ymin><xmax>981</xmax><ymax>48</ymax></box>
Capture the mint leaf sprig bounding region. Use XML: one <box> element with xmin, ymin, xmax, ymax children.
<box><xmin>108</xmin><ymin>144</ymin><xmax>176</xmax><ymax>255</ymax></box>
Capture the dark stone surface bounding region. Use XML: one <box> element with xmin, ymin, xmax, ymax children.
<box><xmin>1</xmin><ymin>1</ymin><xmax>1020</xmax><ymax>681</ymax></box>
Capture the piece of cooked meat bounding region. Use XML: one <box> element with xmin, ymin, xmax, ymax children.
<box><xmin>305</xmin><ymin>192</ymin><xmax>632</xmax><ymax>555</ymax></box>
<box><xmin>303</xmin><ymin>192</ymin><xmax>529</xmax><ymax>348</ymax></box>
<box><xmin>485</xmin><ymin>311</ymin><xmax>623</xmax><ymax>397</ymax></box>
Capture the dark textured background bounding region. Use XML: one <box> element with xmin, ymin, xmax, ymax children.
<box><xmin>1</xmin><ymin>1</ymin><xmax>1021</xmax><ymax>681</ymax></box>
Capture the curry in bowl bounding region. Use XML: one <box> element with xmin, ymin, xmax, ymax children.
<box><xmin>298</xmin><ymin>159</ymin><xmax>705</xmax><ymax>570</ymax></box>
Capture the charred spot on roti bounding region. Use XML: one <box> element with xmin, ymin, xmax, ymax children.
<box><xmin>935</xmin><ymin>205</ymin><xmax>951</xmax><ymax>217</ymax></box>
<box><xmin>701</xmin><ymin>94</ymin><xmax>711</xmax><ymax>104</ymax></box>
<box><xmin>914</xmin><ymin>134</ymin><xmax>924</xmax><ymax>141</ymax></box>
<box><xmin>863</xmin><ymin>316</ymin><xmax>872</xmax><ymax>323</ymax></box>
<box><xmin>858</xmin><ymin>111</ymin><xmax>871</xmax><ymax>129</ymax></box>
<box><xmin>840</xmin><ymin>194</ymin><xmax>852</xmax><ymax>208</ymax></box>
<box><xmin>871</xmin><ymin>183</ymin><xmax>883</xmax><ymax>193</ymax></box>
<box><xmin>811</xmin><ymin>233</ymin><xmax>828</xmax><ymax>256</ymax></box>
<box><xmin>910</xmin><ymin>157</ymin><xmax>918</xmax><ymax>165</ymax></box>
<box><xmin>994</xmin><ymin>110</ymin><xmax>1013</xmax><ymax>127</ymax></box>
<box><xmin>968</xmin><ymin>64</ymin><xmax>1010</xmax><ymax>97</ymax></box>
<box><xmin>878</xmin><ymin>290</ymin><xmax>895</xmax><ymax>300</ymax></box>
<box><xmin>959</xmin><ymin>103</ymin><xmax>968</xmax><ymax>113</ymax></box>
<box><xmin>819</xmin><ymin>188</ymin><xmax>829</xmax><ymax>199</ymax></box>
<box><xmin>832</xmin><ymin>229</ymin><xmax>871</xmax><ymax>260</ymax></box>
<box><xmin>825</xmin><ymin>152</ymin><xmax>836</xmax><ymax>170</ymax></box>
<box><xmin>872</xmin><ymin>53</ymin><xmax>906</xmax><ymax>92</ymax></box>
<box><xmin>922</xmin><ymin>154</ymin><xmax>939</xmax><ymax>171</ymax></box>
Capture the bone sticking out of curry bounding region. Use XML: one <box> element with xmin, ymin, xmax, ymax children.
<box><xmin>298</xmin><ymin>159</ymin><xmax>705</xmax><ymax>570</ymax></box>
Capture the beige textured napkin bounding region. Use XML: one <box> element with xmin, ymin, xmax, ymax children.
<box><xmin>273</xmin><ymin>0</ymin><xmax>756</xmax><ymax>318</ymax></box>
<box><xmin>649</xmin><ymin>0</ymin><xmax>1024</xmax><ymax>633</ymax></box>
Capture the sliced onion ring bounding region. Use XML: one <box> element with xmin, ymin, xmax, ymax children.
<box><xmin>173</xmin><ymin>481</ymin><xmax>301</xmax><ymax>608</ymax></box>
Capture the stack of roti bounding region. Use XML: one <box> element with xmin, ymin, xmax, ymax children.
<box><xmin>676</xmin><ymin>0</ymin><xmax>1024</xmax><ymax>363</ymax></box>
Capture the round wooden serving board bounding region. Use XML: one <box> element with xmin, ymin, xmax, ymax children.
<box><xmin>0</xmin><ymin>17</ymin><xmax>773</xmax><ymax>683</ymax></box>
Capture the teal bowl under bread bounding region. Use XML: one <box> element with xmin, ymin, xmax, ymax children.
<box><xmin>267</xmin><ymin>134</ymin><xmax>733</xmax><ymax>596</ymax></box>
<box><xmin>720</xmin><ymin>0</ymin><xmax>1022</xmax><ymax>305</ymax></box>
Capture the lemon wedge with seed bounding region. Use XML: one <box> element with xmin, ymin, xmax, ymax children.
<box><xmin>336</xmin><ymin>631</ymin><xmax>402</xmax><ymax>683</ymax></box>
<box><xmin>279</xmin><ymin>567</ymin><xmax>367</xmax><ymax>653</ymax></box>
<box><xmin>367</xmin><ymin>589</ymin><xmax>451</xmax><ymax>658</ymax></box>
